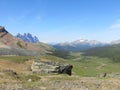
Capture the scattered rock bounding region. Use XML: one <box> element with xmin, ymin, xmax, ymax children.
<box><xmin>103</xmin><ymin>73</ymin><xmax>107</xmax><ymax>77</ymax></box>
<box><xmin>28</xmin><ymin>79</ymin><xmax>32</xmax><ymax>82</ymax></box>
<box><xmin>40</xmin><ymin>87</ymin><xmax>46</xmax><ymax>90</ymax></box>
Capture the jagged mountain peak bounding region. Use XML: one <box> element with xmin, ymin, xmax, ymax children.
<box><xmin>0</xmin><ymin>26</ymin><xmax>52</xmax><ymax>55</ymax></box>
<box><xmin>16</xmin><ymin>33</ymin><xmax>39</xmax><ymax>43</ymax></box>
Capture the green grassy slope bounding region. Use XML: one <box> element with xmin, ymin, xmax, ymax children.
<box><xmin>83</xmin><ymin>44</ymin><xmax>120</xmax><ymax>62</ymax></box>
<box><xmin>1</xmin><ymin>51</ymin><xmax>120</xmax><ymax>77</ymax></box>
<box><xmin>66</xmin><ymin>52</ymin><xmax>120</xmax><ymax>76</ymax></box>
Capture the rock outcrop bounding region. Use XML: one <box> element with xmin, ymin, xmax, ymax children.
<box><xmin>31</xmin><ymin>60</ymin><xmax>73</xmax><ymax>76</ymax></box>
<box><xmin>0</xmin><ymin>26</ymin><xmax>8</xmax><ymax>38</ymax></box>
<box><xmin>0</xmin><ymin>26</ymin><xmax>8</xmax><ymax>33</ymax></box>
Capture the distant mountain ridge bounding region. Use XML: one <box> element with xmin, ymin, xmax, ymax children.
<box><xmin>83</xmin><ymin>44</ymin><xmax>120</xmax><ymax>62</ymax></box>
<box><xmin>0</xmin><ymin>26</ymin><xmax>52</xmax><ymax>56</ymax></box>
<box><xmin>16</xmin><ymin>33</ymin><xmax>39</xmax><ymax>43</ymax></box>
<box><xmin>111</xmin><ymin>40</ymin><xmax>120</xmax><ymax>45</ymax></box>
<box><xmin>52</xmin><ymin>39</ymin><xmax>109</xmax><ymax>51</ymax></box>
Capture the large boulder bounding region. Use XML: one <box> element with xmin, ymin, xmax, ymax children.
<box><xmin>31</xmin><ymin>60</ymin><xmax>73</xmax><ymax>76</ymax></box>
<box><xmin>56</xmin><ymin>64</ymin><xmax>73</xmax><ymax>76</ymax></box>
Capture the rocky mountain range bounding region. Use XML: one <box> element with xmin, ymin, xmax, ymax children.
<box><xmin>2</xmin><ymin>25</ymin><xmax>120</xmax><ymax>54</ymax></box>
<box><xmin>16</xmin><ymin>33</ymin><xmax>39</xmax><ymax>43</ymax></box>
<box><xmin>53</xmin><ymin>38</ymin><xmax>120</xmax><ymax>51</ymax></box>
<box><xmin>52</xmin><ymin>39</ymin><xmax>109</xmax><ymax>51</ymax></box>
<box><xmin>0</xmin><ymin>26</ymin><xmax>52</xmax><ymax>56</ymax></box>
<box><xmin>15</xmin><ymin>32</ymin><xmax>120</xmax><ymax>52</ymax></box>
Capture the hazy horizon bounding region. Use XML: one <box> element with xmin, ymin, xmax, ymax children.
<box><xmin>1</xmin><ymin>0</ymin><xmax>120</xmax><ymax>43</ymax></box>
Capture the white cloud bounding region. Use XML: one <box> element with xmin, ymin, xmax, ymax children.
<box><xmin>109</xmin><ymin>23</ymin><xmax>120</xmax><ymax>30</ymax></box>
<box><xmin>104</xmin><ymin>19</ymin><xmax>120</xmax><ymax>42</ymax></box>
<box><xmin>109</xmin><ymin>19</ymin><xmax>120</xmax><ymax>31</ymax></box>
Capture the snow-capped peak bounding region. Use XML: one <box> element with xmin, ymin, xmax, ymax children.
<box><xmin>73</xmin><ymin>39</ymin><xmax>88</xmax><ymax>43</ymax></box>
<box><xmin>72</xmin><ymin>39</ymin><xmax>101</xmax><ymax>45</ymax></box>
<box><xmin>53</xmin><ymin>39</ymin><xmax>108</xmax><ymax>51</ymax></box>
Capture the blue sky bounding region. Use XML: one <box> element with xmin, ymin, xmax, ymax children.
<box><xmin>1</xmin><ymin>0</ymin><xmax>120</xmax><ymax>43</ymax></box>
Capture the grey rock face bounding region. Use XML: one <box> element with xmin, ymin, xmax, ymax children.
<box><xmin>16</xmin><ymin>33</ymin><xmax>39</xmax><ymax>43</ymax></box>
<box><xmin>31</xmin><ymin>60</ymin><xmax>73</xmax><ymax>76</ymax></box>
<box><xmin>0</xmin><ymin>26</ymin><xmax>8</xmax><ymax>35</ymax></box>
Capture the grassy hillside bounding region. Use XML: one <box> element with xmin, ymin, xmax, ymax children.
<box><xmin>2</xmin><ymin>53</ymin><xmax>119</xmax><ymax>77</ymax></box>
<box><xmin>65</xmin><ymin>52</ymin><xmax>120</xmax><ymax>77</ymax></box>
<box><xmin>0</xmin><ymin>48</ymin><xmax>42</xmax><ymax>56</ymax></box>
<box><xmin>83</xmin><ymin>44</ymin><xmax>120</xmax><ymax>62</ymax></box>
<box><xmin>0</xmin><ymin>53</ymin><xmax>120</xmax><ymax>89</ymax></box>
<box><xmin>0</xmin><ymin>26</ymin><xmax>53</xmax><ymax>56</ymax></box>
<box><xmin>49</xmin><ymin>49</ymin><xmax>71</xmax><ymax>59</ymax></box>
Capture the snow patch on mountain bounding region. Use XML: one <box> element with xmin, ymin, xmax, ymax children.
<box><xmin>53</xmin><ymin>39</ymin><xmax>108</xmax><ymax>51</ymax></box>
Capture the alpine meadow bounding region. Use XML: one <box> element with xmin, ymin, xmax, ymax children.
<box><xmin>1</xmin><ymin>0</ymin><xmax>120</xmax><ymax>90</ymax></box>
